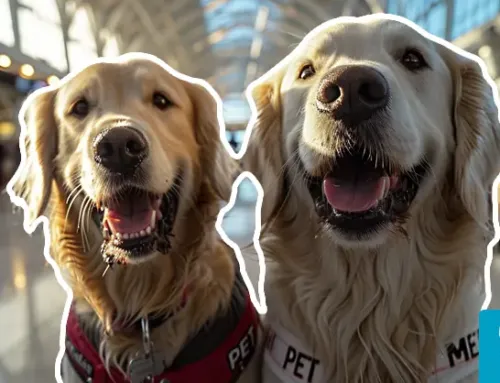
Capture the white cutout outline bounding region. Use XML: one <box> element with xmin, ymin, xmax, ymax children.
<box><xmin>5</xmin><ymin>51</ymin><xmax>267</xmax><ymax>383</ymax></box>
<box><xmin>239</xmin><ymin>11</ymin><xmax>500</xmax><ymax>333</ymax></box>
<box><xmin>5</xmin><ymin>11</ymin><xmax>500</xmax><ymax>382</ymax></box>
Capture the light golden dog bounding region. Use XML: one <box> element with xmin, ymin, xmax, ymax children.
<box><xmin>8</xmin><ymin>53</ymin><xmax>262</xmax><ymax>383</ymax></box>
<box><xmin>244</xmin><ymin>15</ymin><xmax>500</xmax><ymax>383</ymax></box>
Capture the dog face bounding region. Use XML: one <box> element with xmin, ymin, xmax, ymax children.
<box><xmin>10</xmin><ymin>54</ymin><xmax>234</xmax><ymax>264</ymax></box>
<box><xmin>245</xmin><ymin>15</ymin><xmax>500</xmax><ymax>248</ymax></box>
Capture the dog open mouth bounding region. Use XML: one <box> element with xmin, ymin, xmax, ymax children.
<box><xmin>306</xmin><ymin>147</ymin><xmax>428</xmax><ymax>237</ymax></box>
<box><xmin>93</xmin><ymin>177</ymin><xmax>181</xmax><ymax>263</ymax></box>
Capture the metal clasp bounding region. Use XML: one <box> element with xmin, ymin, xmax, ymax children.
<box><xmin>128</xmin><ymin>317</ymin><xmax>165</xmax><ymax>383</ymax></box>
<box><xmin>141</xmin><ymin>317</ymin><xmax>153</xmax><ymax>358</ymax></box>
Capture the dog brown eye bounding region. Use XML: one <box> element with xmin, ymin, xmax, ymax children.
<box><xmin>152</xmin><ymin>92</ymin><xmax>172</xmax><ymax>110</ymax></box>
<box><xmin>401</xmin><ymin>49</ymin><xmax>428</xmax><ymax>71</ymax></box>
<box><xmin>299</xmin><ymin>64</ymin><xmax>315</xmax><ymax>80</ymax></box>
<box><xmin>70</xmin><ymin>98</ymin><xmax>90</xmax><ymax>118</ymax></box>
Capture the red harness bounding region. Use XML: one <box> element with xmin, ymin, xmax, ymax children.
<box><xmin>64</xmin><ymin>293</ymin><xmax>260</xmax><ymax>383</ymax></box>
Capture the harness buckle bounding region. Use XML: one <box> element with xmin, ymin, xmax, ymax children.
<box><xmin>128</xmin><ymin>317</ymin><xmax>166</xmax><ymax>383</ymax></box>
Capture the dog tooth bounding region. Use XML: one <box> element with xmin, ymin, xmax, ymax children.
<box><xmin>383</xmin><ymin>178</ymin><xmax>389</xmax><ymax>199</ymax></box>
<box><xmin>146</xmin><ymin>226</ymin><xmax>152</xmax><ymax>235</ymax></box>
<box><xmin>103</xmin><ymin>228</ymin><xmax>110</xmax><ymax>239</ymax></box>
<box><xmin>384</xmin><ymin>178</ymin><xmax>390</xmax><ymax>198</ymax></box>
<box><xmin>116</xmin><ymin>233</ymin><xmax>122</xmax><ymax>241</ymax></box>
<box><xmin>377</xmin><ymin>178</ymin><xmax>388</xmax><ymax>201</ymax></box>
<box><xmin>123</xmin><ymin>233</ymin><xmax>129</xmax><ymax>240</ymax></box>
<box><xmin>151</xmin><ymin>210</ymin><xmax>157</xmax><ymax>228</ymax></box>
<box><xmin>140</xmin><ymin>230</ymin><xmax>146</xmax><ymax>236</ymax></box>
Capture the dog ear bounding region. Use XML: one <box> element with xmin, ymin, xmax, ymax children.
<box><xmin>187</xmin><ymin>82</ymin><xmax>237</xmax><ymax>202</ymax></box>
<box><xmin>243</xmin><ymin>66</ymin><xmax>287</xmax><ymax>224</ymax></box>
<box><xmin>8</xmin><ymin>88</ymin><xmax>58</xmax><ymax>230</ymax></box>
<box><xmin>443</xmin><ymin>46</ymin><xmax>500</xmax><ymax>223</ymax></box>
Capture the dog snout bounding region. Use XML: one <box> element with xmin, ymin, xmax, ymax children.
<box><xmin>93</xmin><ymin>126</ymin><xmax>148</xmax><ymax>174</ymax></box>
<box><xmin>316</xmin><ymin>65</ymin><xmax>389</xmax><ymax>125</ymax></box>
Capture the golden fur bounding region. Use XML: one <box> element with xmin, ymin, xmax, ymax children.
<box><xmin>244</xmin><ymin>15</ymin><xmax>500</xmax><ymax>382</ymax></box>
<box><xmin>9</xmin><ymin>53</ymin><xmax>261</xmax><ymax>380</ymax></box>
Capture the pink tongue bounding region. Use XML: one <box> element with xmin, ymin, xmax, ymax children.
<box><xmin>105</xmin><ymin>196</ymin><xmax>153</xmax><ymax>234</ymax></box>
<box><xmin>106</xmin><ymin>209</ymin><xmax>152</xmax><ymax>233</ymax></box>
<box><xmin>323</xmin><ymin>176</ymin><xmax>388</xmax><ymax>213</ymax></box>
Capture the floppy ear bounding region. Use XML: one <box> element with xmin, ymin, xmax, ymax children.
<box><xmin>8</xmin><ymin>88</ymin><xmax>58</xmax><ymax>229</ymax></box>
<box><xmin>444</xmin><ymin>46</ymin><xmax>500</xmax><ymax>224</ymax></box>
<box><xmin>187</xmin><ymin>82</ymin><xmax>236</xmax><ymax>202</ymax></box>
<box><xmin>243</xmin><ymin>67</ymin><xmax>286</xmax><ymax>223</ymax></box>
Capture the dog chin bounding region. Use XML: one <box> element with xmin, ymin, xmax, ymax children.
<box><xmin>325</xmin><ymin>224</ymin><xmax>393</xmax><ymax>250</ymax></box>
<box><xmin>117</xmin><ymin>250</ymin><xmax>160</xmax><ymax>265</ymax></box>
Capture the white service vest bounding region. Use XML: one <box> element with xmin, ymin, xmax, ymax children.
<box><xmin>263</xmin><ymin>321</ymin><xmax>479</xmax><ymax>383</ymax></box>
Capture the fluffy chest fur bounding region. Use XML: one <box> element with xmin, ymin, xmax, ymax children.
<box><xmin>261</xmin><ymin>198</ymin><xmax>486</xmax><ymax>383</ymax></box>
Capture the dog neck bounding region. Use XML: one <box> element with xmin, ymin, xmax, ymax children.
<box><xmin>262</xmin><ymin>183</ymin><xmax>486</xmax><ymax>382</ymax></box>
<box><xmin>49</xmin><ymin>180</ymin><xmax>236</xmax><ymax>369</ymax></box>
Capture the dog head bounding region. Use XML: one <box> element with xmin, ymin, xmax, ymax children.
<box><xmin>9</xmin><ymin>53</ymin><xmax>235</xmax><ymax>264</ymax></box>
<box><xmin>244</xmin><ymin>15</ymin><xmax>500</xmax><ymax>249</ymax></box>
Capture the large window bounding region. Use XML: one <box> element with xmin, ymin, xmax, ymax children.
<box><xmin>386</xmin><ymin>0</ymin><xmax>500</xmax><ymax>40</ymax></box>
<box><xmin>0</xmin><ymin>0</ymin><xmax>15</xmax><ymax>47</ymax></box>
<box><xmin>419</xmin><ymin>2</ymin><xmax>447</xmax><ymax>39</ymax></box>
<box><xmin>451</xmin><ymin>0</ymin><xmax>500</xmax><ymax>40</ymax></box>
<box><xmin>18</xmin><ymin>0</ymin><xmax>67</xmax><ymax>72</ymax></box>
<box><xmin>67</xmin><ymin>7</ymin><xmax>98</xmax><ymax>72</ymax></box>
<box><xmin>385</xmin><ymin>0</ymin><xmax>447</xmax><ymax>39</ymax></box>
<box><xmin>201</xmin><ymin>0</ymin><xmax>282</xmax><ymax>122</ymax></box>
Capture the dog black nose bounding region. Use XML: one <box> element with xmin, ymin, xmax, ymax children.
<box><xmin>93</xmin><ymin>127</ymin><xmax>148</xmax><ymax>174</ymax></box>
<box><xmin>316</xmin><ymin>65</ymin><xmax>389</xmax><ymax>125</ymax></box>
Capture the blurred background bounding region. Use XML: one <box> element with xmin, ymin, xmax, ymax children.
<box><xmin>0</xmin><ymin>0</ymin><xmax>500</xmax><ymax>381</ymax></box>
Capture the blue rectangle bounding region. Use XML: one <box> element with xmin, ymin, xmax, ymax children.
<box><xmin>480</xmin><ymin>310</ymin><xmax>500</xmax><ymax>382</ymax></box>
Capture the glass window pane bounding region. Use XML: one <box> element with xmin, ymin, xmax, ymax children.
<box><xmin>20</xmin><ymin>0</ymin><xmax>61</xmax><ymax>24</ymax></box>
<box><xmin>69</xmin><ymin>7</ymin><xmax>97</xmax><ymax>50</ymax></box>
<box><xmin>386</xmin><ymin>0</ymin><xmax>398</xmax><ymax>14</ymax></box>
<box><xmin>451</xmin><ymin>0</ymin><xmax>499</xmax><ymax>39</ymax></box>
<box><xmin>0</xmin><ymin>0</ymin><xmax>15</xmax><ymax>46</ymax></box>
<box><xmin>102</xmin><ymin>36</ymin><xmax>120</xmax><ymax>57</ymax></box>
<box><xmin>68</xmin><ymin>41</ymin><xmax>98</xmax><ymax>72</ymax></box>
<box><xmin>423</xmin><ymin>3</ymin><xmax>447</xmax><ymax>38</ymax></box>
<box><xmin>18</xmin><ymin>8</ymin><xmax>67</xmax><ymax>72</ymax></box>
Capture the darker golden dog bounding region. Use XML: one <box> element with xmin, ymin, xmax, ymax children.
<box><xmin>9</xmin><ymin>53</ymin><xmax>262</xmax><ymax>383</ymax></box>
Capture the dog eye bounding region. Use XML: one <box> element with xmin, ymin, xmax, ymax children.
<box><xmin>70</xmin><ymin>98</ymin><xmax>90</xmax><ymax>118</ymax></box>
<box><xmin>299</xmin><ymin>64</ymin><xmax>316</xmax><ymax>80</ymax></box>
<box><xmin>152</xmin><ymin>92</ymin><xmax>173</xmax><ymax>110</ymax></box>
<box><xmin>400</xmin><ymin>48</ymin><xmax>428</xmax><ymax>71</ymax></box>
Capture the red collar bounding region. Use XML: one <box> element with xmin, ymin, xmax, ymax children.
<box><xmin>64</xmin><ymin>292</ymin><xmax>260</xmax><ymax>383</ymax></box>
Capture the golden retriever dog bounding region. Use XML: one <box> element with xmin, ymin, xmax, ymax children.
<box><xmin>243</xmin><ymin>14</ymin><xmax>500</xmax><ymax>383</ymax></box>
<box><xmin>8</xmin><ymin>53</ymin><xmax>262</xmax><ymax>383</ymax></box>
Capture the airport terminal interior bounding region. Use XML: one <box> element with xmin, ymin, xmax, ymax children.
<box><xmin>2</xmin><ymin>0</ymin><xmax>500</xmax><ymax>381</ymax></box>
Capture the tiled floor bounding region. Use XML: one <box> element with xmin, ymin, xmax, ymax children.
<box><xmin>0</xmin><ymin>178</ymin><xmax>499</xmax><ymax>382</ymax></box>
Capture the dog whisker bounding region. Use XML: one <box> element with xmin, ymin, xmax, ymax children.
<box><xmin>64</xmin><ymin>184</ymin><xmax>84</xmax><ymax>233</ymax></box>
